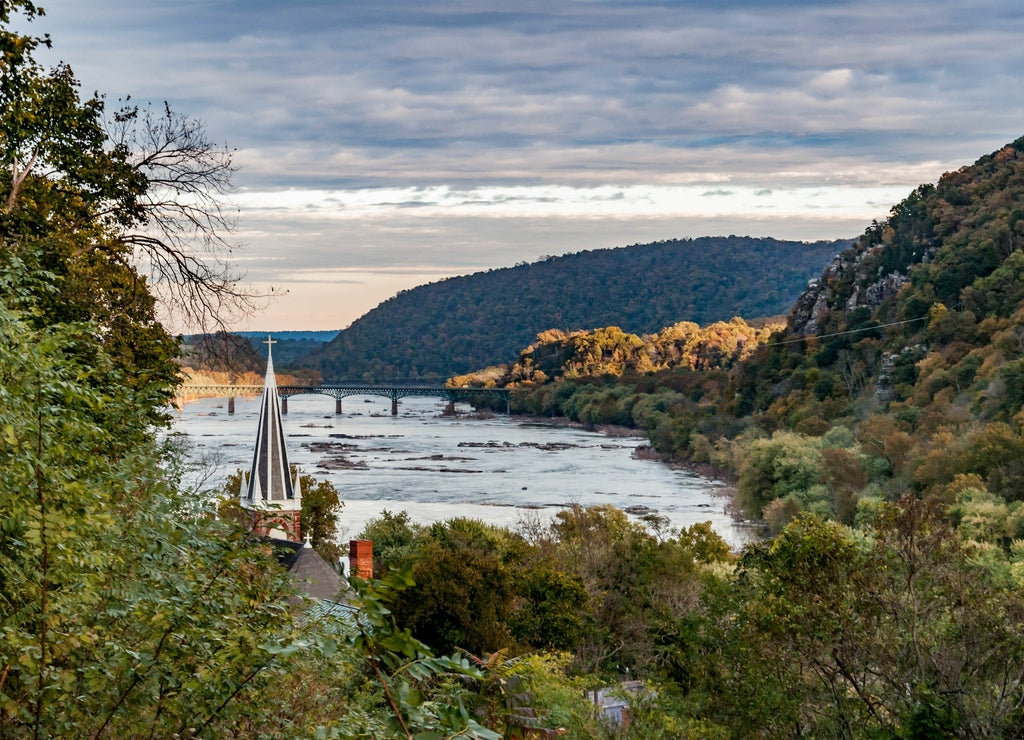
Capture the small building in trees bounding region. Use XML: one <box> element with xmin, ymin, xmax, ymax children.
<box><xmin>241</xmin><ymin>336</ymin><xmax>304</xmax><ymax>542</ymax></box>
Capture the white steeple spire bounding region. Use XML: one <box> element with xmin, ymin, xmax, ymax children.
<box><xmin>240</xmin><ymin>334</ymin><xmax>302</xmax><ymax>540</ymax></box>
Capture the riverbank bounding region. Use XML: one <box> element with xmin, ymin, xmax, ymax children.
<box><xmin>417</xmin><ymin>404</ymin><xmax>760</xmax><ymax>543</ymax></box>
<box><xmin>485</xmin><ymin>409</ymin><xmax>758</xmax><ymax>536</ymax></box>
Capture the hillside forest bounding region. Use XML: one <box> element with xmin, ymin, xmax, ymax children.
<box><xmin>437</xmin><ymin>135</ymin><xmax>1024</xmax><ymax>733</ymax></box>
<box><xmin>7</xmin><ymin>1</ymin><xmax>1024</xmax><ymax>736</ymax></box>
<box><xmin>458</xmin><ymin>136</ymin><xmax>1024</xmax><ymax>547</ymax></box>
<box><xmin>306</xmin><ymin>235</ymin><xmax>846</xmax><ymax>382</ymax></box>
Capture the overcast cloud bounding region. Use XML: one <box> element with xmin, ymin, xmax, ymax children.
<box><xmin>24</xmin><ymin>0</ymin><xmax>1024</xmax><ymax>330</ymax></box>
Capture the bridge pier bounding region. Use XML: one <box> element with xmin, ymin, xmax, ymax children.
<box><xmin>281</xmin><ymin>397</ymin><xmax>288</xmax><ymax>414</ymax></box>
<box><xmin>228</xmin><ymin>396</ymin><xmax>235</xmax><ymax>414</ymax></box>
<box><xmin>336</xmin><ymin>399</ymin><xmax>342</xmax><ymax>415</ymax></box>
<box><xmin>391</xmin><ymin>398</ymin><xmax>398</xmax><ymax>416</ymax></box>
<box><xmin>444</xmin><ymin>401</ymin><xmax>456</xmax><ymax>415</ymax></box>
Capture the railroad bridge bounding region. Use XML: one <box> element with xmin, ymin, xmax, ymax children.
<box><xmin>180</xmin><ymin>383</ymin><xmax>512</xmax><ymax>416</ymax></box>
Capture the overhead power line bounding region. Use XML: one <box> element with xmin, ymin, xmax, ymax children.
<box><xmin>765</xmin><ymin>313</ymin><xmax>933</xmax><ymax>347</ymax></box>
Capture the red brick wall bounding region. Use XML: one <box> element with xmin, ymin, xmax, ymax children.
<box><xmin>250</xmin><ymin>510</ymin><xmax>301</xmax><ymax>543</ymax></box>
<box><xmin>349</xmin><ymin>539</ymin><xmax>374</xmax><ymax>579</ymax></box>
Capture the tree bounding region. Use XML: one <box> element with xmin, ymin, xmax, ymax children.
<box><xmin>391</xmin><ymin>519</ymin><xmax>523</xmax><ymax>656</ymax></box>
<box><xmin>540</xmin><ymin>505</ymin><xmax>721</xmax><ymax>678</ymax></box>
<box><xmin>108</xmin><ymin>101</ymin><xmax>259</xmax><ymax>330</ymax></box>
<box><xmin>820</xmin><ymin>446</ymin><xmax>868</xmax><ymax>524</ymax></box>
<box><xmin>297</xmin><ymin>470</ymin><xmax>344</xmax><ymax>564</ymax></box>
<box><xmin>356</xmin><ymin>509</ymin><xmax>426</xmax><ymax>577</ymax></box>
<box><xmin>0</xmin><ymin>3</ymin><xmax>181</xmax><ymax>410</ymax></box>
<box><xmin>736</xmin><ymin>431</ymin><xmax>822</xmax><ymax>519</ymax></box>
<box><xmin>709</xmin><ymin>501</ymin><xmax>1024</xmax><ymax>737</ymax></box>
<box><xmin>0</xmin><ymin>7</ymin><xmax>356</xmax><ymax>736</ymax></box>
<box><xmin>0</xmin><ymin>1</ymin><xmax>257</xmax><ymax>336</ymax></box>
<box><xmin>0</xmin><ymin>297</ymin><xmax>305</xmax><ymax>737</ymax></box>
<box><xmin>508</xmin><ymin>566</ymin><xmax>589</xmax><ymax>651</ymax></box>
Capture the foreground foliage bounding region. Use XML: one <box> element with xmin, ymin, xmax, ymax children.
<box><xmin>0</xmin><ymin>291</ymin><xmax>308</xmax><ymax>736</ymax></box>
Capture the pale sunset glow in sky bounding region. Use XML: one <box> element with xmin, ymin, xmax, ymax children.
<box><xmin>26</xmin><ymin>1</ymin><xmax>1024</xmax><ymax>331</ymax></box>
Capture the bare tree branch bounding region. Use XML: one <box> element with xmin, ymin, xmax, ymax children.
<box><xmin>106</xmin><ymin>102</ymin><xmax>269</xmax><ymax>332</ymax></box>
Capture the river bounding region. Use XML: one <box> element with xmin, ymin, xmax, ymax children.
<box><xmin>170</xmin><ymin>394</ymin><xmax>751</xmax><ymax>547</ymax></box>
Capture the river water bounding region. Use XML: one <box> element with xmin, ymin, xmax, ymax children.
<box><xmin>170</xmin><ymin>394</ymin><xmax>750</xmax><ymax>547</ymax></box>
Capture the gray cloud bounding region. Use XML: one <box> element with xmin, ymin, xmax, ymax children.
<box><xmin>38</xmin><ymin>1</ymin><xmax>1024</xmax><ymax>170</ymax></box>
<box><xmin>22</xmin><ymin>0</ymin><xmax>1024</xmax><ymax>329</ymax></box>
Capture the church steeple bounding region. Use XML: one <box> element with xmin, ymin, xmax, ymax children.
<box><xmin>241</xmin><ymin>335</ymin><xmax>303</xmax><ymax>541</ymax></box>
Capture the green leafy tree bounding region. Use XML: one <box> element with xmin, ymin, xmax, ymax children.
<box><xmin>298</xmin><ymin>470</ymin><xmax>344</xmax><ymax>564</ymax></box>
<box><xmin>0</xmin><ymin>6</ymin><xmax>350</xmax><ymax>736</ymax></box>
<box><xmin>508</xmin><ymin>566</ymin><xmax>589</xmax><ymax>650</ymax></box>
<box><xmin>391</xmin><ymin>518</ymin><xmax>523</xmax><ymax>656</ymax></box>
<box><xmin>736</xmin><ymin>431</ymin><xmax>822</xmax><ymax>519</ymax></box>
<box><xmin>0</xmin><ymin>298</ymin><xmax>305</xmax><ymax>737</ymax></box>
<box><xmin>707</xmin><ymin>500</ymin><xmax>1024</xmax><ymax>737</ymax></box>
<box><xmin>357</xmin><ymin>509</ymin><xmax>426</xmax><ymax>577</ymax></box>
<box><xmin>541</xmin><ymin>505</ymin><xmax>725</xmax><ymax>679</ymax></box>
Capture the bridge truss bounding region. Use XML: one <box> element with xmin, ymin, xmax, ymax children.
<box><xmin>179</xmin><ymin>383</ymin><xmax>512</xmax><ymax>415</ymax></box>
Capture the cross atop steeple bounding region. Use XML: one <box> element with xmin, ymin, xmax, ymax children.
<box><xmin>263</xmin><ymin>334</ymin><xmax>278</xmax><ymax>380</ymax></box>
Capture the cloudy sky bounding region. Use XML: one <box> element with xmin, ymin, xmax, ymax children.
<box><xmin>25</xmin><ymin>0</ymin><xmax>1024</xmax><ymax>331</ymax></box>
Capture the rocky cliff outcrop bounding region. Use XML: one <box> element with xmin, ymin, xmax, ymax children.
<box><xmin>789</xmin><ymin>197</ymin><xmax>937</xmax><ymax>337</ymax></box>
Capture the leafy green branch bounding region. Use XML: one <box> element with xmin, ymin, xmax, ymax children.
<box><xmin>321</xmin><ymin>567</ymin><xmax>500</xmax><ymax>740</ymax></box>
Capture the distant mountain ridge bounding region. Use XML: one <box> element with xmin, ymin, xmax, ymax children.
<box><xmin>181</xmin><ymin>330</ymin><xmax>338</xmax><ymax>377</ymax></box>
<box><xmin>236</xmin><ymin>330</ymin><xmax>340</xmax><ymax>344</ymax></box>
<box><xmin>306</xmin><ymin>236</ymin><xmax>849</xmax><ymax>382</ymax></box>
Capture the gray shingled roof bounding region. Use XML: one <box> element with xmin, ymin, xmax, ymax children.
<box><xmin>288</xmin><ymin>545</ymin><xmax>344</xmax><ymax>601</ymax></box>
<box><xmin>267</xmin><ymin>538</ymin><xmax>344</xmax><ymax>600</ymax></box>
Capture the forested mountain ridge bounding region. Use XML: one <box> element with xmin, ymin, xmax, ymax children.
<box><xmin>498</xmin><ymin>136</ymin><xmax>1024</xmax><ymax>535</ymax></box>
<box><xmin>789</xmin><ymin>141</ymin><xmax>1024</xmax><ymax>340</ymax></box>
<box><xmin>306</xmin><ymin>236</ymin><xmax>847</xmax><ymax>381</ymax></box>
<box><xmin>753</xmin><ymin>135</ymin><xmax>1024</xmax><ymax>428</ymax></box>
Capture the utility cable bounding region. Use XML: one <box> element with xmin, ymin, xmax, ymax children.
<box><xmin>763</xmin><ymin>301</ymin><xmax>964</xmax><ymax>347</ymax></box>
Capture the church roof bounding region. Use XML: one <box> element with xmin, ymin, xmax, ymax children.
<box><xmin>244</xmin><ymin>336</ymin><xmax>297</xmax><ymax>503</ymax></box>
<box><xmin>289</xmin><ymin>547</ymin><xmax>345</xmax><ymax>601</ymax></box>
<box><xmin>269</xmin><ymin>538</ymin><xmax>345</xmax><ymax>602</ymax></box>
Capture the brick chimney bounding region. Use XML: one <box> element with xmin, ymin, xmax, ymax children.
<box><xmin>349</xmin><ymin>539</ymin><xmax>374</xmax><ymax>580</ymax></box>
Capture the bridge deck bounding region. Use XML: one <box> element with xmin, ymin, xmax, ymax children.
<box><xmin>178</xmin><ymin>383</ymin><xmax>511</xmax><ymax>415</ymax></box>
